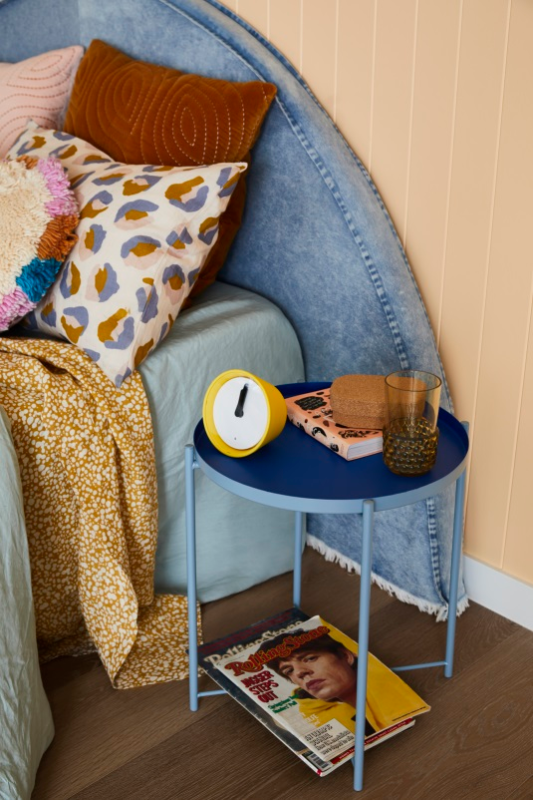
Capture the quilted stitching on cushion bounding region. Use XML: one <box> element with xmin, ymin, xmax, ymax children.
<box><xmin>0</xmin><ymin>46</ymin><xmax>83</xmax><ymax>158</ymax></box>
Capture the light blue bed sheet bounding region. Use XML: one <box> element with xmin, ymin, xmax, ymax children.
<box><xmin>139</xmin><ymin>282</ymin><xmax>305</xmax><ymax>602</ymax></box>
<box><xmin>0</xmin><ymin>409</ymin><xmax>54</xmax><ymax>800</ymax></box>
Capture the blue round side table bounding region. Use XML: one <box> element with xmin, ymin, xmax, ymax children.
<box><xmin>186</xmin><ymin>382</ymin><xmax>469</xmax><ymax>792</ymax></box>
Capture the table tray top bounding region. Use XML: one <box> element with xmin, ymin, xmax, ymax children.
<box><xmin>193</xmin><ymin>382</ymin><xmax>469</xmax><ymax>513</ymax></box>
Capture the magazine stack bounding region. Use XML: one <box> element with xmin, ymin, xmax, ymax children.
<box><xmin>197</xmin><ymin>608</ymin><xmax>430</xmax><ymax>776</ymax></box>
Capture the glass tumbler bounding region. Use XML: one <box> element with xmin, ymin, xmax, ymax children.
<box><xmin>383</xmin><ymin>370</ymin><xmax>442</xmax><ymax>476</ymax></box>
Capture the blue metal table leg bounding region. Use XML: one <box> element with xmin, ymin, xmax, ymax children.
<box><xmin>186</xmin><ymin>444</ymin><xmax>199</xmax><ymax>711</ymax></box>
<box><xmin>293</xmin><ymin>511</ymin><xmax>303</xmax><ymax>608</ymax></box>
<box><xmin>445</xmin><ymin>424</ymin><xmax>468</xmax><ymax>678</ymax></box>
<box><xmin>353</xmin><ymin>499</ymin><xmax>374</xmax><ymax>792</ymax></box>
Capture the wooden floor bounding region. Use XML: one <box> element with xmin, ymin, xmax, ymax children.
<box><xmin>32</xmin><ymin>549</ymin><xmax>533</xmax><ymax>800</ymax></box>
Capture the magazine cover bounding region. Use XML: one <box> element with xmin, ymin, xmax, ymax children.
<box><xmin>285</xmin><ymin>389</ymin><xmax>382</xmax><ymax>460</ymax></box>
<box><xmin>198</xmin><ymin>609</ymin><xmax>345</xmax><ymax>776</ymax></box>
<box><xmin>197</xmin><ymin>608</ymin><xmax>428</xmax><ymax>776</ymax></box>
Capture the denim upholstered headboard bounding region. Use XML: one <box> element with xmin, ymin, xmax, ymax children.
<box><xmin>0</xmin><ymin>0</ymin><xmax>465</xmax><ymax>617</ymax></box>
<box><xmin>0</xmin><ymin>0</ymin><xmax>451</xmax><ymax>394</ymax></box>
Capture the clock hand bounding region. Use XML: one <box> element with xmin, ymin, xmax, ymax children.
<box><xmin>234</xmin><ymin>383</ymin><xmax>249</xmax><ymax>418</ymax></box>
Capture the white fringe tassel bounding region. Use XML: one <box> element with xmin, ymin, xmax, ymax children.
<box><xmin>306</xmin><ymin>534</ymin><xmax>469</xmax><ymax>622</ymax></box>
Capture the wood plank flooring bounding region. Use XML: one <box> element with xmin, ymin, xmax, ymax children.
<box><xmin>32</xmin><ymin>550</ymin><xmax>533</xmax><ymax>800</ymax></box>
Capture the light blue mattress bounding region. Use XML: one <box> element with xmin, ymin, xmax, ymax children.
<box><xmin>139</xmin><ymin>281</ymin><xmax>305</xmax><ymax>602</ymax></box>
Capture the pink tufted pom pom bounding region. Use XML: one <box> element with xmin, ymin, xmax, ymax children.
<box><xmin>37</xmin><ymin>157</ymin><xmax>78</xmax><ymax>217</ymax></box>
<box><xmin>0</xmin><ymin>286</ymin><xmax>34</xmax><ymax>331</ymax></box>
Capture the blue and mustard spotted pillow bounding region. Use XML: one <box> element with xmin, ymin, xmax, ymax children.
<box><xmin>8</xmin><ymin>121</ymin><xmax>246</xmax><ymax>386</ymax></box>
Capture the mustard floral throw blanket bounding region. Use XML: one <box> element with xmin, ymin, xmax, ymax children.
<box><xmin>0</xmin><ymin>336</ymin><xmax>198</xmax><ymax>689</ymax></box>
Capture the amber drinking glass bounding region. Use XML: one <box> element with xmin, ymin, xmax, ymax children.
<box><xmin>383</xmin><ymin>370</ymin><xmax>442</xmax><ymax>476</ymax></box>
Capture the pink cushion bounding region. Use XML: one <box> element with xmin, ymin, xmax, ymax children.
<box><xmin>0</xmin><ymin>46</ymin><xmax>83</xmax><ymax>158</ymax></box>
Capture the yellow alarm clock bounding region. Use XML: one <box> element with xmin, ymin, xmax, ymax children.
<box><xmin>203</xmin><ymin>370</ymin><xmax>287</xmax><ymax>457</ymax></box>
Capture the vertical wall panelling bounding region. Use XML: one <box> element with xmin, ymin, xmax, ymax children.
<box><xmin>436</xmin><ymin>0</ymin><xmax>511</xmax><ymax>571</ymax></box>
<box><xmin>269</xmin><ymin>0</ymin><xmax>302</xmax><ymax>74</ymax></box>
<box><xmin>216</xmin><ymin>0</ymin><xmax>533</xmax><ymax>588</ymax></box>
<box><xmin>370</xmin><ymin>0</ymin><xmax>418</xmax><ymax>243</ymax></box>
<box><xmin>300</xmin><ymin>0</ymin><xmax>338</xmax><ymax>120</ymax></box>
<box><xmin>441</xmin><ymin>0</ymin><xmax>511</xmax><ymax>568</ymax></box>
<box><xmin>438</xmin><ymin>0</ymin><xmax>509</xmax><ymax>428</ymax></box>
<box><xmin>403</xmin><ymin>0</ymin><xmax>461</xmax><ymax>337</ymax></box>
<box><xmin>505</xmin><ymin>311</ymin><xmax>533</xmax><ymax>583</ymax></box>
<box><xmin>335</xmin><ymin>0</ymin><xmax>375</xmax><ymax>170</ymax></box>
<box><xmin>470</xmin><ymin>0</ymin><xmax>533</xmax><ymax>576</ymax></box>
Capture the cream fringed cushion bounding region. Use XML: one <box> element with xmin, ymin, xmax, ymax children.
<box><xmin>0</xmin><ymin>155</ymin><xmax>79</xmax><ymax>331</ymax></box>
<box><xmin>9</xmin><ymin>122</ymin><xmax>246</xmax><ymax>386</ymax></box>
<box><xmin>0</xmin><ymin>46</ymin><xmax>83</xmax><ymax>157</ymax></box>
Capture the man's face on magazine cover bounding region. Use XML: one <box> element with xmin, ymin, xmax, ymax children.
<box><xmin>277</xmin><ymin>648</ymin><xmax>356</xmax><ymax>704</ymax></box>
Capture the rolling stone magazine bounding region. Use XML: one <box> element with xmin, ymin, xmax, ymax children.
<box><xmin>197</xmin><ymin>608</ymin><xmax>430</xmax><ymax>776</ymax></box>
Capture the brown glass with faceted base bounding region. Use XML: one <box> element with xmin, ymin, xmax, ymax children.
<box><xmin>383</xmin><ymin>417</ymin><xmax>439</xmax><ymax>475</ymax></box>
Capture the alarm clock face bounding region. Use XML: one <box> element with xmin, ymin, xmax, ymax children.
<box><xmin>212</xmin><ymin>376</ymin><xmax>269</xmax><ymax>450</ymax></box>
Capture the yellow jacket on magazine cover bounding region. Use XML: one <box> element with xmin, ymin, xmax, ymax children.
<box><xmin>293</xmin><ymin>696</ymin><xmax>369</xmax><ymax>734</ymax></box>
<box><xmin>291</xmin><ymin>618</ymin><xmax>429</xmax><ymax>734</ymax></box>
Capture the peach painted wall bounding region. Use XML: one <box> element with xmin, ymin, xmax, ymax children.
<box><xmin>220</xmin><ymin>0</ymin><xmax>533</xmax><ymax>586</ymax></box>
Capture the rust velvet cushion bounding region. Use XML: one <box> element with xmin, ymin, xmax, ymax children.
<box><xmin>63</xmin><ymin>40</ymin><xmax>277</xmax><ymax>299</ymax></box>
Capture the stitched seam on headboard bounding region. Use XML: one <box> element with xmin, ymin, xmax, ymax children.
<box><xmin>154</xmin><ymin>3</ymin><xmax>407</xmax><ymax>358</ymax></box>
<box><xmin>154</xmin><ymin>0</ymin><xmax>453</xmax><ymax>413</ymax></box>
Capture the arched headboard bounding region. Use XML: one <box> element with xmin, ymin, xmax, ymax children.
<box><xmin>0</xmin><ymin>0</ymin><xmax>466</xmax><ymax>617</ymax></box>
